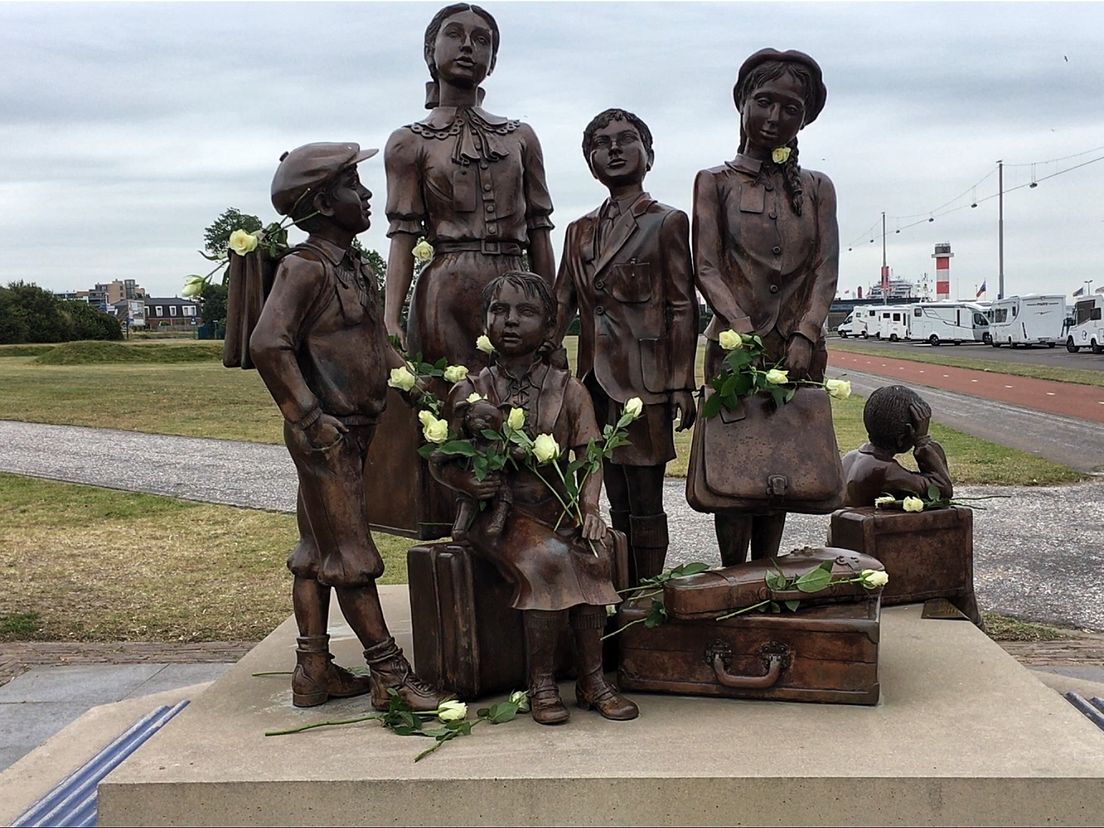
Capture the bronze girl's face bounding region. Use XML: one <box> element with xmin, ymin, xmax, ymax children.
<box><xmin>740</xmin><ymin>71</ymin><xmax>807</xmax><ymax>153</ymax></box>
<box><xmin>485</xmin><ymin>283</ymin><xmax>548</xmax><ymax>357</ymax></box>
<box><xmin>434</xmin><ymin>10</ymin><xmax>494</xmax><ymax>88</ymax></box>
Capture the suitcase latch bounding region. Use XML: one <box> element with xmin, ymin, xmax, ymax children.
<box><xmin>766</xmin><ymin>475</ymin><xmax>788</xmax><ymax>498</ymax></box>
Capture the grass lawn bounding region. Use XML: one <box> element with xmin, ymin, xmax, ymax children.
<box><xmin>0</xmin><ymin>473</ymin><xmax>410</xmax><ymax>642</ymax></box>
<box><xmin>0</xmin><ymin>338</ymin><xmax>1082</xmax><ymax>485</ymax></box>
<box><xmin>0</xmin><ymin>473</ymin><xmax>1079</xmax><ymax>644</ymax></box>
<box><xmin>831</xmin><ymin>338</ymin><xmax>1104</xmax><ymax>389</ymax></box>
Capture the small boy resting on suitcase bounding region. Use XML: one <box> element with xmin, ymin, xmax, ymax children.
<box><xmin>841</xmin><ymin>385</ymin><xmax>953</xmax><ymax>507</ymax></box>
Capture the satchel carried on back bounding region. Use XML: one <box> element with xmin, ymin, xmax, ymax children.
<box><xmin>685</xmin><ymin>386</ymin><xmax>844</xmax><ymax>514</ymax></box>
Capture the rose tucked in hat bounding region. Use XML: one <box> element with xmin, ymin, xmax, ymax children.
<box><xmin>270</xmin><ymin>142</ymin><xmax>378</xmax><ymax>217</ymax></box>
<box><xmin>733</xmin><ymin>48</ymin><xmax>827</xmax><ymax>126</ymax></box>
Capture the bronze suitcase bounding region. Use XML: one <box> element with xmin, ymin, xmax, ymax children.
<box><xmin>827</xmin><ymin>506</ymin><xmax>981</xmax><ymax>626</ymax></box>
<box><xmin>685</xmin><ymin>387</ymin><xmax>844</xmax><ymax>514</ymax></box>
<box><xmin>663</xmin><ymin>547</ymin><xmax>885</xmax><ymax>621</ymax></box>
<box><xmin>617</xmin><ymin>596</ymin><xmax>881</xmax><ymax>705</ymax></box>
<box><xmin>408</xmin><ymin>532</ymin><xmax>631</xmax><ymax>700</ymax></box>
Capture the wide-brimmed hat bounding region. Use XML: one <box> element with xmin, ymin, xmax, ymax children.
<box><xmin>270</xmin><ymin>142</ymin><xmax>377</xmax><ymax>217</ymax></box>
<box><xmin>733</xmin><ymin>48</ymin><xmax>827</xmax><ymax>126</ymax></box>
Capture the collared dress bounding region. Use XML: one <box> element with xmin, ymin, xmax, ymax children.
<box><xmin>439</xmin><ymin>363</ymin><xmax>620</xmax><ymax>612</ymax></box>
<box><xmin>385</xmin><ymin>106</ymin><xmax>554</xmax><ymax>368</ymax></box>
<box><xmin>693</xmin><ymin>153</ymin><xmax>839</xmax><ymax>381</ymax></box>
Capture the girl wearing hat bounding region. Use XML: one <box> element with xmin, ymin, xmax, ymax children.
<box><xmin>382</xmin><ymin>3</ymin><xmax>556</xmax><ymax>368</ymax></box>
<box><xmin>691</xmin><ymin>49</ymin><xmax>840</xmax><ymax>564</ymax></box>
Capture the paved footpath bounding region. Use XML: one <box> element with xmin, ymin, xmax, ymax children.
<box><xmin>830</xmin><ymin>349</ymin><xmax>1104</xmax><ymax>423</ymax></box>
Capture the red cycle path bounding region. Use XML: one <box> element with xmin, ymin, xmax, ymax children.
<box><xmin>828</xmin><ymin>350</ymin><xmax>1104</xmax><ymax>425</ymax></box>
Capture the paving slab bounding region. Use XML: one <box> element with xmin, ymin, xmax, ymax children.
<box><xmin>0</xmin><ymin>664</ymin><xmax>163</xmax><ymax>704</ymax></box>
<box><xmin>99</xmin><ymin>586</ymin><xmax>1104</xmax><ymax>827</ymax></box>
<box><xmin>0</xmin><ymin>684</ymin><xmax>209</xmax><ymax>827</ymax></box>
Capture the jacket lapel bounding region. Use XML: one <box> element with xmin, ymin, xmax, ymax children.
<box><xmin>591</xmin><ymin>194</ymin><xmax>654</xmax><ymax>277</ymax></box>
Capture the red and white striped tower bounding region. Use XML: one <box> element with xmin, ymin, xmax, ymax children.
<box><xmin>932</xmin><ymin>242</ymin><xmax>953</xmax><ymax>299</ymax></box>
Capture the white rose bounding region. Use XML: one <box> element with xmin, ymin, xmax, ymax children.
<box><xmin>443</xmin><ymin>364</ymin><xmax>469</xmax><ymax>383</ymax></box>
<box><xmin>466</xmin><ymin>392</ymin><xmax>484</xmax><ymax>404</ymax></box>
<box><xmin>181</xmin><ymin>275</ymin><xmax>206</xmax><ymax>298</ymax></box>
<box><xmin>422</xmin><ymin>416</ymin><xmax>449</xmax><ymax>444</ymax></box>
<box><xmin>228</xmin><ymin>229</ymin><xmax>259</xmax><ymax>256</ymax></box>
<box><xmin>860</xmin><ymin>569</ymin><xmax>889</xmax><ymax>589</ymax></box>
<box><xmin>825</xmin><ymin>379</ymin><xmax>852</xmax><ymax>400</ymax></box>
<box><xmin>772</xmin><ymin>146</ymin><xmax>792</xmax><ymax>164</ymax></box>
<box><xmin>532</xmin><ymin>433</ymin><xmax>560</xmax><ymax>464</ymax></box>
<box><xmin>902</xmin><ymin>496</ymin><xmax>925</xmax><ymax>513</ymax></box>
<box><xmin>874</xmin><ymin>495</ymin><xmax>897</xmax><ymax>508</ymax></box>
<box><xmin>436</xmin><ymin>699</ymin><xmax>467</xmax><ymax>722</ymax></box>
<box><xmin>475</xmin><ymin>334</ymin><xmax>494</xmax><ymax>355</ymax></box>
<box><xmin>507</xmin><ymin>690</ymin><xmax>530</xmax><ymax>713</ymax></box>
<box><xmin>387</xmin><ymin>366</ymin><xmax>417</xmax><ymax>392</ymax></box>
<box><xmin>764</xmin><ymin>368</ymin><xmax>789</xmax><ymax>385</ymax></box>
<box><xmin>507</xmin><ymin>407</ymin><xmax>525</xmax><ymax>431</ymax></box>
<box><xmin>412</xmin><ymin>239</ymin><xmax>434</xmax><ymax>263</ymax></box>
<box><xmin>718</xmin><ymin>329</ymin><xmax>743</xmax><ymax>351</ymax></box>
<box><xmin>418</xmin><ymin>410</ymin><xmax>436</xmax><ymax>428</ymax></box>
<box><xmin>623</xmin><ymin>397</ymin><xmax>644</xmax><ymax>420</ymax></box>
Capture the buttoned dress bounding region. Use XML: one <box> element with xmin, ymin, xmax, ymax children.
<box><xmin>385</xmin><ymin>106</ymin><xmax>554</xmax><ymax>368</ymax></box>
<box><xmin>692</xmin><ymin>154</ymin><xmax>838</xmax><ymax>381</ymax></box>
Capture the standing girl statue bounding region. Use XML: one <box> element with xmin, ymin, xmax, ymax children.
<box><xmin>383</xmin><ymin>2</ymin><xmax>556</xmax><ymax>368</ymax></box>
<box><xmin>691</xmin><ymin>49</ymin><xmax>839</xmax><ymax>564</ymax></box>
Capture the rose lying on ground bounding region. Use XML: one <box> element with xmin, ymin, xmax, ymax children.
<box><xmin>508</xmin><ymin>690</ymin><xmax>530</xmax><ymax>713</ymax></box>
<box><xmin>903</xmin><ymin>496</ymin><xmax>925</xmax><ymax>512</ymax></box>
<box><xmin>436</xmin><ymin>700</ymin><xmax>467</xmax><ymax>722</ymax></box>
<box><xmin>228</xmin><ymin>229</ymin><xmax>259</xmax><ymax>256</ymax></box>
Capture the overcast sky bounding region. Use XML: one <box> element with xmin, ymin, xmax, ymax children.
<box><xmin>2</xmin><ymin>1</ymin><xmax>1102</xmax><ymax>303</ymax></box>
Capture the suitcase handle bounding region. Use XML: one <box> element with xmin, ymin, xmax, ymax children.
<box><xmin>706</xmin><ymin>644</ymin><xmax>786</xmax><ymax>688</ymax></box>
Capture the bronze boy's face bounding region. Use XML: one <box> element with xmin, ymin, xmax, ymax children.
<box><xmin>588</xmin><ymin>119</ymin><xmax>650</xmax><ymax>187</ymax></box>
<box><xmin>485</xmin><ymin>283</ymin><xmax>547</xmax><ymax>357</ymax></box>
<box><xmin>434</xmin><ymin>10</ymin><xmax>494</xmax><ymax>88</ymax></box>
<box><xmin>740</xmin><ymin>72</ymin><xmax>806</xmax><ymax>154</ymax></box>
<box><xmin>326</xmin><ymin>167</ymin><xmax>373</xmax><ymax>234</ymax></box>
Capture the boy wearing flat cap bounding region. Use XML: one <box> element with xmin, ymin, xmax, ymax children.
<box><xmin>553</xmin><ymin>108</ymin><xmax>698</xmax><ymax>585</ymax></box>
<box><xmin>251</xmin><ymin>142</ymin><xmax>449</xmax><ymax>711</ymax></box>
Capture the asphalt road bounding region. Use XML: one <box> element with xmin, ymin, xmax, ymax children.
<box><xmin>1</xmin><ymin>419</ymin><xmax>1102</xmax><ymax>632</ymax></box>
<box><xmin>833</xmin><ymin>335</ymin><xmax>1104</xmax><ymax>372</ymax></box>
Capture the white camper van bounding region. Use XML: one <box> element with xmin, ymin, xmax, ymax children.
<box><xmin>1065</xmin><ymin>295</ymin><xmax>1104</xmax><ymax>354</ymax></box>
<box><xmin>908</xmin><ymin>302</ymin><xmax>989</xmax><ymax>346</ymax></box>
<box><xmin>839</xmin><ymin>306</ymin><xmax>880</xmax><ymax>338</ymax></box>
<box><xmin>871</xmin><ymin>306</ymin><xmax>910</xmax><ymax>341</ymax></box>
<box><xmin>987</xmin><ymin>294</ymin><xmax>1065</xmax><ymax>348</ymax></box>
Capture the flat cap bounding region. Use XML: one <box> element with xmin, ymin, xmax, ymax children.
<box><xmin>734</xmin><ymin>48</ymin><xmax>827</xmax><ymax>126</ymax></box>
<box><xmin>270</xmin><ymin>142</ymin><xmax>378</xmax><ymax>217</ymax></box>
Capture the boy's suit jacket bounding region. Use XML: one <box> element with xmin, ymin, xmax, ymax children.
<box><xmin>555</xmin><ymin>192</ymin><xmax>698</xmax><ymax>404</ymax></box>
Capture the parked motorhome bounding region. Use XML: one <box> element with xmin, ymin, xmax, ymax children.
<box><xmin>870</xmin><ymin>306</ymin><xmax>910</xmax><ymax>341</ymax></box>
<box><xmin>987</xmin><ymin>294</ymin><xmax>1065</xmax><ymax>348</ymax></box>
<box><xmin>908</xmin><ymin>302</ymin><xmax>989</xmax><ymax>346</ymax></box>
<box><xmin>1065</xmin><ymin>296</ymin><xmax>1104</xmax><ymax>354</ymax></box>
<box><xmin>838</xmin><ymin>306</ymin><xmax>880</xmax><ymax>338</ymax></box>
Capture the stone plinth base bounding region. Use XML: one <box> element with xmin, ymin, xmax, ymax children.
<box><xmin>99</xmin><ymin>587</ymin><xmax>1104</xmax><ymax>826</ymax></box>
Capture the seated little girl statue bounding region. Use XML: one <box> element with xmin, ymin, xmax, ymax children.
<box><xmin>429</xmin><ymin>271</ymin><xmax>639</xmax><ymax>725</ymax></box>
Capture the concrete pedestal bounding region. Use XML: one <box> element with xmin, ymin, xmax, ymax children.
<box><xmin>99</xmin><ymin>587</ymin><xmax>1104</xmax><ymax>826</ymax></box>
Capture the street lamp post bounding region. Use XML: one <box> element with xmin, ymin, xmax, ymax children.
<box><xmin>997</xmin><ymin>160</ymin><xmax>1005</xmax><ymax>300</ymax></box>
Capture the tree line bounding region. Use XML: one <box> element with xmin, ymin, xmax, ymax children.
<box><xmin>0</xmin><ymin>282</ymin><xmax>123</xmax><ymax>344</ymax></box>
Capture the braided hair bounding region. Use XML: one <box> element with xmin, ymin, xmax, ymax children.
<box><xmin>734</xmin><ymin>60</ymin><xmax>813</xmax><ymax>216</ymax></box>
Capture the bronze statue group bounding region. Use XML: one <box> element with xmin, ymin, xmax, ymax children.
<box><xmin>246</xmin><ymin>3</ymin><xmax>951</xmax><ymax>727</ymax></box>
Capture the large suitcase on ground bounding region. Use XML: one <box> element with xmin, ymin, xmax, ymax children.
<box><xmin>827</xmin><ymin>505</ymin><xmax>981</xmax><ymax>626</ymax></box>
<box><xmin>408</xmin><ymin>531</ymin><xmax>631</xmax><ymax>700</ymax></box>
<box><xmin>617</xmin><ymin>596</ymin><xmax>881</xmax><ymax>706</ymax></box>
<box><xmin>662</xmin><ymin>547</ymin><xmax>885</xmax><ymax>621</ymax></box>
